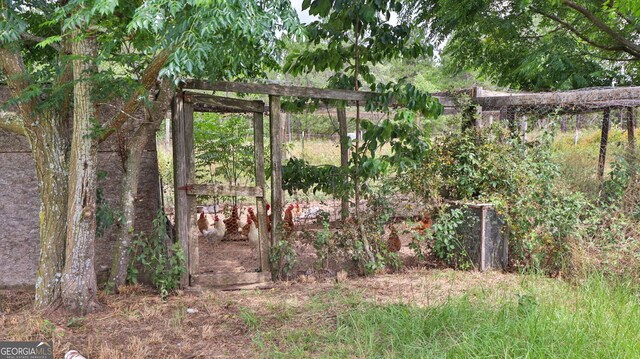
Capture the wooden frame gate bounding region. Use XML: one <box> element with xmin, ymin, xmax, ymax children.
<box><xmin>172</xmin><ymin>90</ymin><xmax>272</xmax><ymax>288</ymax></box>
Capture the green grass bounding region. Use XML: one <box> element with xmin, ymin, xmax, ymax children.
<box><xmin>255</xmin><ymin>277</ymin><xmax>640</xmax><ymax>358</ymax></box>
<box><xmin>553</xmin><ymin>128</ymin><xmax>639</xmax><ymax>198</ymax></box>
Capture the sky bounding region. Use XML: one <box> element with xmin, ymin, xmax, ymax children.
<box><xmin>291</xmin><ymin>0</ymin><xmax>318</xmax><ymax>24</ymax></box>
<box><xmin>290</xmin><ymin>0</ymin><xmax>398</xmax><ymax>25</ymax></box>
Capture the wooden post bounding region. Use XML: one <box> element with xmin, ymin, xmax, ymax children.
<box><xmin>269</xmin><ymin>95</ymin><xmax>283</xmax><ymax>246</ymax></box>
<box><xmin>561</xmin><ymin>115</ymin><xmax>567</xmax><ymax>132</ymax></box>
<box><xmin>253</xmin><ymin>112</ymin><xmax>270</xmax><ymax>272</ymax></box>
<box><xmin>184</xmin><ymin>101</ymin><xmax>198</xmax><ymax>284</ymax></box>
<box><xmin>598</xmin><ymin>108</ymin><xmax>611</xmax><ymax>182</ymax></box>
<box><xmin>627</xmin><ymin>107</ymin><xmax>636</xmax><ymax>162</ymax></box>
<box><xmin>521</xmin><ymin>116</ymin><xmax>528</xmax><ymax>141</ymax></box>
<box><xmin>171</xmin><ymin>93</ymin><xmax>190</xmax><ymax>288</ymax></box>
<box><xmin>337</xmin><ymin>105</ymin><xmax>349</xmax><ymax>221</ymax></box>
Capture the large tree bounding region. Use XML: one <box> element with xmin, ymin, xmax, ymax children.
<box><xmin>0</xmin><ymin>0</ymin><xmax>297</xmax><ymax>314</ymax></box>
<box><xmin>406</xmin><ymin>0</ymin><xmax>640</xmax><ymax>90</ymax></box>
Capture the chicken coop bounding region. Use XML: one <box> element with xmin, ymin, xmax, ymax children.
<box><xmin>172</xmin><ymin>80</ymin><xmax>386</xmax><ymax>289</ymax></box>
<box><xmin>172</xmin><ymin>82</ymin><xmax>640</xmax><ymax>288</ymax></box>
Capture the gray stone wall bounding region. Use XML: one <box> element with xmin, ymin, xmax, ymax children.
<box><xmin>0</xmin><ymin>87</ymin><xmax>161</xmax><ymax>288</ymax></box>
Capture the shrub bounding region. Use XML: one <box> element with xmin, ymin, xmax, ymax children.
<box><xmin>407</xmin><ymin>126</ymin><xmax>587</xmax><ymax>274</ymax></box>
<box><xmin>127</xmin><ymin>210</ymin><xmax>186</xmax><ymax>299</ymax></box>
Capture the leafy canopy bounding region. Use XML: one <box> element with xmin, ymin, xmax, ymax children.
<box><xmin>1</xmin><ymin>0</ymin><xmax>300</xmax><ymax>109</ymax></box>
<box><xmin>406</xmin><ymin>0</ymin><xmax>640</xmax><ymax>90</ymax></box>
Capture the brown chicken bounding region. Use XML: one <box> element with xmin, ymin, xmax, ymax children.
<box><xmin>197</xmin><ymin>211</ymin><xmax>209</xmax><ymax>234</ymax></box>
<box><xmin>223</xmin><ymin>205</ymin><xmax>240</xmax><ymax>235</ymax></box>
<box><xmin>248</xmin><ymin>207</ymin><xmax>259</xmax><ymax>227</ymax></box>
<box><xmin>283</xmin><ymin>204</ymin><xmax>295</xmax><ymax>235</ymax></box>
<box><xmin>414</xmin><ymin>210</ymin><xmax>432</xmax><ymax>233</ymax></box>
<box><xmin>387</xmin><ymin>225</ymin><xmax>401</xmax><ymax>253</ymax></box>
<box><xmin>266</xmin><ymin>203</ymin><xmax>272</xmax><ymax>232</ymax></box>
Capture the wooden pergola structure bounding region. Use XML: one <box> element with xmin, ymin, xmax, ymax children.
<box><xmin>172</xmin><ymin>81</ymin><xmax>639</xmax><ymax>288</ymax></box>
<box><xmin>466</xmin><ymin>86</ymin><xmax>638</xmax><ymax>181</ymax></box>
<box><xmin>171</xmin><ymin>80</ymin><xmax>377</xmax><ymax>288</ymax></box>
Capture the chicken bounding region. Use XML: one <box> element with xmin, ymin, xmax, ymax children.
<box><xmin>204</xmin><ymin>215</ymin><xmax>226</xmax><ymax>243</ymax></box>
<box><xmin>223</xmin><ymin>205</ymin><xmax>240</xmax><ymax>235</ymax></box>
<box><xmin>247</xmin><ymin>207</ymin><xmax>259</xmax><ymax>227</ymax></box>
<box><xmin>293</xmin><ymin>202</ymin><xmax>302</xmax><ymax>219</ymax></box>
<box><xmin>241</xmin><ymin>220</ymin><xmax>251</xmax><ymax>237</ymax></box>
<box><xmin>247</xmin><ymin>218</ymin><xmax>259</xmax><ymax>250</ymax></box>
<box><xmin>283</xmin><ymin>204</ymin><xmax>295</xmax><ymax>235</ymax></box>
<box><xmin>265</xmin><ymin>203</ymin><xmax>272</xmax><ymax>232</ymax></box>
<box><xmin>387</xmin><ymin>225</ymin><xmax>401</xmax><ymax>253</ymax></box>
<box><xmin>414</xmin><ymin>210</ymin><xmax>432</xmax><ymax>233</ymax></box>
<box><xmin>197</xmin><ymin>211</ymin><xmax>209</xmax><ymax>234</ymax></box>
<box><xmin>237</xmin><ymin>207</ymin><xmax>248</xmax><ymax>233</ymax></box>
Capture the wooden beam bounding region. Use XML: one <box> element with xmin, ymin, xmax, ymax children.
<box><xmin>598</xmin><ymin>108</ymin><xmax>611</xmax><ymax>182</ymax></box>
<box><xmin>270</xmin><ymin>95</ymin><xmax>283</xmax><ymax>246</ymax></box>
<box><xmin>186</xmin><ymin>184</ymin><xmax>264</xmax><ymax>197</ymax></box>
<box><xmin>184</xmin><ymin>92</ymin><xmax>265</xmax><ymax>113</ymax></box>
<box><xmin>253</xmin><ymin>111</ymin><xmax>270</xmax><ymax>272</ymax></box>
<box><xmin>192</xmin><ymin>272</ymin><xmax>271</xmax><ymax>287</ymax></box>
<box><xmin>171</xmin><ymin>93</ymin><xmax>190</xmax><ymax>288</ymax></box>
<box><xmin>475</xmin><ymin>87</ymin><xmax>640</xmax><ymax>109</ymax></box>
<box><xmin>185</xmin><ymin>79</ymin><xmax>376</xmax><ymax>102</ymax></box>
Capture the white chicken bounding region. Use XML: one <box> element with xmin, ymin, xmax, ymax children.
<box><xmin>237</xmin><ymin>207</ymin><xmax>248</xmax><ymax>233</ymax></box>
<box><xmin>247</xmin><ymin>217</ymin><xmax>259</xmax><ymax>258</ymax></box>
<box><xmin>204</xmin><ymin>215</ymin><xmax>226</xmax><ymax>244</ymax></box>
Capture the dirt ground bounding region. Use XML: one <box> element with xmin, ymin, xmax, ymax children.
<box><xmin>0</xmin><ymin>269</ymin><xmax>520</xmax><ymax>358</ymax></box>
<box><xmin>198</xmin><ymin>199</ymin><xmax>427</xmax><ymax>280</ymax></box>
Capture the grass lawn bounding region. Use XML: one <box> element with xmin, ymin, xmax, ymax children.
<box><xmin>252</xmin><ymin>275</ymin><xmax>640</xmax><ymax>358</ymax></box>
<box><xmin>2</xmin><ymin>270</ymin><xmax>638</xmax><ymax>358</ymax></box>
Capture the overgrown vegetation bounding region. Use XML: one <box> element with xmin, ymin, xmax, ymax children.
<box><xmin>127</xmin><ymin>210</ymin><xmax>185</xmax><ymax>299</ymax></box>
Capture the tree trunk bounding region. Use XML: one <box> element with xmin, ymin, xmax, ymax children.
<box><xmin>31</xmin><ymin>123</ymin><xmax>70</xmax><ymax>309</ymax></box>
<box><xmin>0</xmin><ymin>48</ymin><xmax>71</xmax><ymax>309</ymax></box>
<box><xmin>60</xmin><ymin>34</ymin><xmax>99</xmax><ymax>314</ymax></box>
<box><xmin>337</xmin><ymin>105</ymin><xmax>349</xmax><ymax>221</ymax></box>
<box><xmin>110</xmin><ymin>82</ymin><xmax>173</xmax><ymax>291</ymax></box>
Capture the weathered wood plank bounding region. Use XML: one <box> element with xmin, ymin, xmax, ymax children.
<box><xmin>171</xmin><ymin>93</ymin><xmax>190</xmax><ymax>288</ymax></box>
<box><xmin>253</xmin><ymin>112</ymin><xmax>270</xmax><ymax>272</ymax></box>
<box><xmin>192</xmin><ymin>272</ymin><xmax>272</xmax><ymax>287</ymax></box>
<box><xmin>219</xmin><ymin>282</ymin><xmax>276</xmax><ymax>291</ymax></box>
<box><xmin>184</xmin><ymin>92</ymin><xmax>265</xmax><ymax>113</ymax></box>
<box><xmin>270</xmin><ymin>95</ymin><xmax>283</xmax><ymax>246</ymax></box>
<box><xmin>186</xmin><ymin>184</ymin><xmax>264</xmax><ymax>197</ymax></box>
<box><xmin>184</xmin><ymin>102</ymin><xmax>199</xmax><ymax>283</ymax></box>
<box><xmin>475</xmin><ymin>87</ymin><xmax>640</xmax><ymax>109</ymax></box>
<box><xmin>185</xmin><ymin>79</ymin><xmax>376</xmax><ymax>102</ymax></box>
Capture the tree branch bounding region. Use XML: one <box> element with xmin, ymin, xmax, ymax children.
<box><xmin>0</xmin><ymin>47</ymin><xmax>38</xmax><ymax>124</ymax></box>
<box><xmin>0</xmin><ymin>111</ymin><xmax>26</xmax><ymax>136</ymax></box>
<box><xmin>98</xmin><ymin>49</ymin><xmax>171</xmax><ymax>143</ymax></box>
<box><xmin>534</xmin><ymin>8</ymin><xmax>627</xmax><ymax>53</ymax></box>
<box><xmin>562</xmin><ymin>0</ymin><xmax>640</xmax><ymax>59</ymax></box>
<box><xmin>20</xmin><ymin>33</ymin><xmax>62</xmax><ymax>51</ymax></box>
